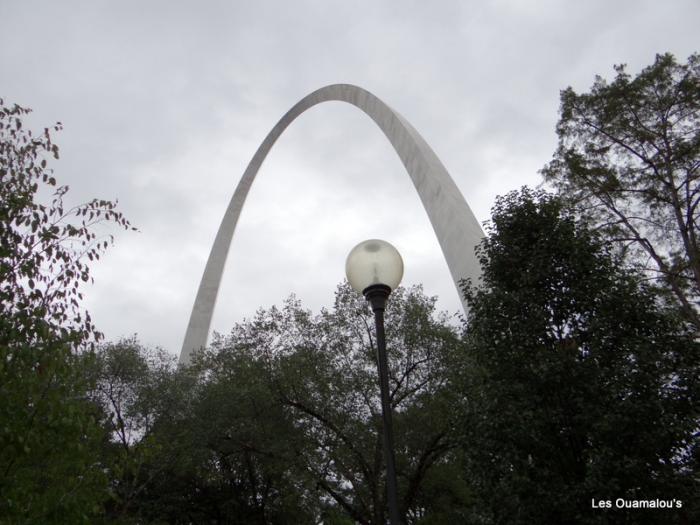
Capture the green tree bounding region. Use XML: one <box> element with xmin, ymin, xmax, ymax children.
<box><xmin>101</xmin><ymin>284</ymin><xmax>469</xmax><ymax>524</ymax></box>
<box><xmin>88</xmin><ymin>332</ymin><xmax>333</xmax><ymax>523</ymax></box>
<box><xmin>87</xmin><ymin>338</ymin><xmax>178</xmax><ymax>523</ymax></box>
<box><xmin>263</xmin><ymin>285</ymin><xmax>467</xmax><ymax>524</ymax></box>
<box><xmin>541</xmin><ymin>53</ymin><xmax>700</xmax><ymax>330</ymax></box>
<box><xmin>457</xmin><ymin>188</ymin><xmax>700</xmax><ymax>524</ymax></box>
<box><xmin>181</xmin><ymin>340</ymin><xmax>316</xmax><ymax>524</ymax></box>
<box><xmin>0</xmin><ymin>99</ymin><xmax>132</xmax><ymax>523</ymax></box>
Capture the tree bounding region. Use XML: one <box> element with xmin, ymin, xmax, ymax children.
<box><xmin>99</xmin><ymin>284</ymin><xmax>469</xmax><ymax>524</ymax></box>
<box><xmin>253</xmin><ymin>285</ymin><xmax>466</xmax><ymax>524</ymax></box>
<box><xmin>179</xmin><ymin>339</ymin><xmax>317</xmax><ymax>524</ymax></box>
<box><xmin>541</xmin><ymin>53</ymin><xmax>700</xmax><ymax>330</ymax></box>
<box><xmin>0</xmin><ymin>99</ymin><xmax>133</xmax><ymax>523</ymax></box>
<box><xmin>87</xmin><ymin>338</ymin><xmax>178</xmax><ymax>522</ymax></box>
<box><xmin>456</xmin><ymin>188</ymin><xmax>700</xmax><ymax>524</ymax></box>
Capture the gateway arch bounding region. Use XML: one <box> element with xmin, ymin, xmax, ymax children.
<box><xmin>180</xmin><ymin>84</ymin><xmax>484</xmax><ymax>364</ymax></box>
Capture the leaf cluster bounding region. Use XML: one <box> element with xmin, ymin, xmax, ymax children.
<box><xmin>0</xmin><ymin>99</ymin><xmax>134</xmax><ymax>523</ymax></box>
<box><xmin>457</xmin><ymin>188</ymin><xmax>700</xmax><ymax>524</ymax></box>
<box><xmin>541</xmin><ymin>52</ymin><xmax>700</xmax><ymax>330</ymax></box>
<box><xmin>88</xmin><ymin>284</ymin><xmax>468</xmax><ymax>524</ymax></box>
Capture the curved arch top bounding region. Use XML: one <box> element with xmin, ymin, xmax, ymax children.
<box><xmin>180</xmin><ymin>84</ymin><xmax>484</xmax><ymax>364</ymax></box>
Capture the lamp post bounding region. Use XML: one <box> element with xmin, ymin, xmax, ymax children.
<box><xmin>346</xmin><ymin>239</ymin><xmax>403</xmax><ymax>525</ymax></box>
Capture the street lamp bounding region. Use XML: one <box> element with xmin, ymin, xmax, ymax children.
<box><xmin>346</xmin><ymin>239</ymin><xmax>403</xmax><ymax>525</ymax></box>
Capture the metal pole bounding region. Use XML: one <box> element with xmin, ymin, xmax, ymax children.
<box><xmin>364</xmin><ymin>284</ymin><xmax>401</xmax><ymax>525</ymax></box>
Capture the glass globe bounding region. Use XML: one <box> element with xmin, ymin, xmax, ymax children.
<box><xmin>345</xmin><ymin>239</ymin><xmax>404</xmax><ymax>293</ymax></box>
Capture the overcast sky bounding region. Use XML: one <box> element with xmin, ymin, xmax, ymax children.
<box><xmin>1</xmin><ymin>0</ymin><xmax>698</xmax><ymax>355</ymax></box>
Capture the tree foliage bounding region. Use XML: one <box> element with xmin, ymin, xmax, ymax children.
<box><xmin>90</xmin><ymin>284</ymin><xmax>468</xmax><ymax>524</ymax></box>
<box><xmin>457</xmin><ymin>188</ymin><xmax>700</xmax><ymax>524</ymax></box>
<box><xmin>86</xmin><ymin>338</ymin><xmax>180</xmax><ymax>522</ymax></box>
<box><xmin>0</xmin><ymin>99</ymin><xmax>133</xmax><ymax>523</ymax></box>
<box><xmin>541</xmin><ymin>53</ymin><xmax>700</xmax><ymax>330</ymax></box>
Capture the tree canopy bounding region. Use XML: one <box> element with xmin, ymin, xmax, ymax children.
<box><xmin>457</xmin><ymin>188</ymin><xmax>700</xmax><ymax>524</ymax></box>
<box><xmin>542</xmin><ymin>53</ymin><xmax>700</xmax><ymax>330</ymax></box>
<box><xmin>87</xmin><ymin>284</ymin><xmax>468</xmax><ymax>524</ymax></box>
<box><xmin>0</xmin><ymin>99</ymin><xmax>133</xmax><ymax>523</ymax></box>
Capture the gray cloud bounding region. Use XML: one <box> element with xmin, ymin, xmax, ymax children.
<box><xmin>2</xmin><ymin>0</ymin><xmax>697</xmax><ymax>352</ymax></box>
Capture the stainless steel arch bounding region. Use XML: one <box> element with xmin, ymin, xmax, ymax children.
<box><xmin>179</xmin><ymin>84</ymin><xmax>483</xmax><ymax>364</ymax></box>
